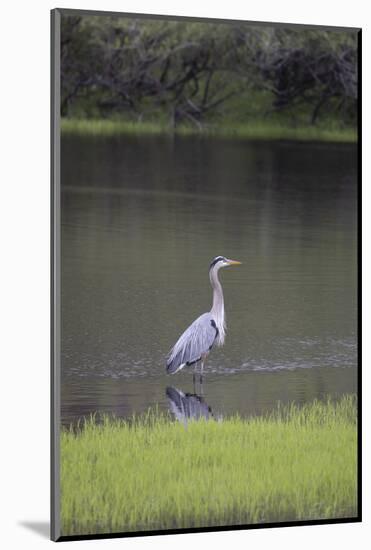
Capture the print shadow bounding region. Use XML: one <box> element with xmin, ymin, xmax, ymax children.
<box><xmin>18</xmin><ymin>521</ymin><xmax>49</xmax><ymax>539</ymax></box>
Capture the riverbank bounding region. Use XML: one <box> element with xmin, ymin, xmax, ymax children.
<box><xmin>61</xmin><ymin>118</ymin><xmax>357</xmax><ymax>143</ymax></box>
<box><xmin>60</xmin><ymin>395</ymin><xmax>357</xmax><ymax>536</ymax></box>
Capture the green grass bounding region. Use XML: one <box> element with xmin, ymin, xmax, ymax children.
<box><xmin>60</xmin><ymin>395</ymin><xmax>357</xmax><ymax>536</ymax></box>
<box><xmin>61</xmin><ymin>117</ymin><xmax>357</xmax><ymax>143</ymax></box>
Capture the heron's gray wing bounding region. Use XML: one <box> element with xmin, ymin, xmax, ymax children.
<box><xmin>166</xmin><ymin>312</ymin><xmax>218</xmax><ymax>374</ymax></box>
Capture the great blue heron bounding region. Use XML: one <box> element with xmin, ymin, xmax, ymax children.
<box><xmin>166</xmin><ymin>256</ymin><xmax>241</xmax><ymax>376</ymax></box>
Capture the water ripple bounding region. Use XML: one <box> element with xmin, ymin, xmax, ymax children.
<box><xmin>63</xmin><ymin>335</ymin><xmax>356</xmax><ymax>380</ymax></box>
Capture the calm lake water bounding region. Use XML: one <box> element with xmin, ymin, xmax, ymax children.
<box><xmin>61</xmin><ymin>135</ymin><xmax>357</xmax><ymax>426</ymax></box>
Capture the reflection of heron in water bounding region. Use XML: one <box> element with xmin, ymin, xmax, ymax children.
<box><xmin>166</xmin><ymin>386</ymin><xmax>215</xmax><ymax>422</ymax></box>
<box><xmin>166</xmin><ymin>256</ymin><xmax>241</xmax><ymax>379</ymax></box>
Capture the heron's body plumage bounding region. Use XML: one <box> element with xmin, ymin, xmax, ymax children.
<box><xmin>166</xmin><ymin>312</ymin><xmax>218</xmax><ymax>374</ymax></box>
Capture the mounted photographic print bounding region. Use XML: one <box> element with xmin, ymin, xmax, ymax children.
<box><xmin>51</xmin><ymin>8</ymin><xmax>361</xmax><ymax>541</ymax></box>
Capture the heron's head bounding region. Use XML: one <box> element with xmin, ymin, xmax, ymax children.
<box><xmin>209</xmin><ymin>256</ymin><xmax>242</xmax><ymax>271</ymax></box>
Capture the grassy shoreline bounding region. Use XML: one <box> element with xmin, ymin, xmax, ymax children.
<box><xmin>61</xmin><ymin>118</ymin><xmax>357</xmax><ymax>143</ymax></box>
<box><xmin>61</xmin><ymin>395</ymin><xmax>357</xmax><ymax>536</ymax></box>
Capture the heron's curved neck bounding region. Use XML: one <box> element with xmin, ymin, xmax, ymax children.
<box><xmin>210</xmin><ymin>268</ymin><xmax>225</xmax><ymax>328</ymax></box>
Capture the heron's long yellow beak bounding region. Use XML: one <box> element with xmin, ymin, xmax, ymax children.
<box><xmin>227</xmin><ymin>259</ymin><xmax>242</xmax><ymax>265</ymax></box>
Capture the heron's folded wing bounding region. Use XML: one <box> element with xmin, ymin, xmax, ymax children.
<box><xmin>166</xmin><ymin>313</ymin><xmax>218</xmax><ymax>374</ymax></box>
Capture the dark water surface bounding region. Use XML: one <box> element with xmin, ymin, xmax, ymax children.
<box><xmin>61</xmin><ymin>135</ymin><xmax>357</xmax><ymax>426</ymax></box>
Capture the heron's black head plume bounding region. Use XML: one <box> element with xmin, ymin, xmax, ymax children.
<box><xmin>209</xmin><ymin>256</ymin><xmax>226</xmax><ymax>270</ymax></box>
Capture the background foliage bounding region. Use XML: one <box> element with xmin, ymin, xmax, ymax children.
<box><xmin>61</xmin><ymin>15</ymin><xmax>358</xmax><ymax>130</ymax></box>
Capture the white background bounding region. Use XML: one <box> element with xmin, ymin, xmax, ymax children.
<box><xmin>0</xmin><ymin>0</ymin><xmax>368</xmax><ymax>548</ymax></box>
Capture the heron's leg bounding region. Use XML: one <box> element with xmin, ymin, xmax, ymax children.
<box><xmin>199</xmin><ymin>357</ymin><xmax>205</xmax><ymax>394</ymax></box>
<box><xmin>199</xmin><ymin>368</ymin><xmax>204</xmax><ymax>396</ymax></box>
<box><xmin>200</xmin><ymin>354</ymin><xmax>207</xmax><ymax>377</ymax></box>
<box><xmin>192</xmin><ymin>360</ymin><xmax>198</xmax><ymax>392</ymax></box>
